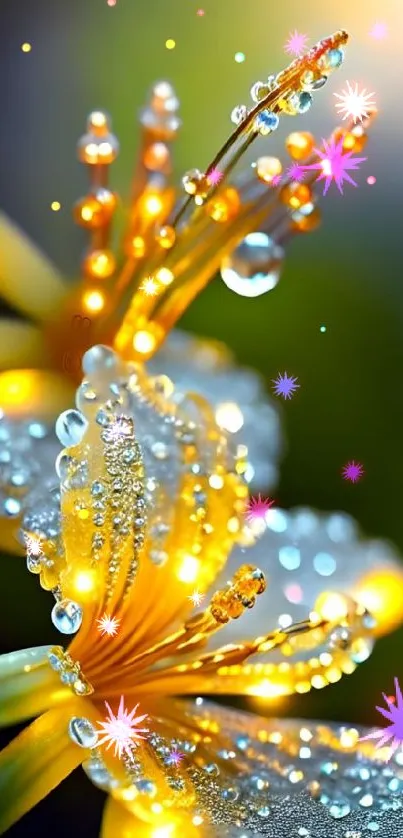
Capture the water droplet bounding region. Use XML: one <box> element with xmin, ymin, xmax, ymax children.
<box><xmin>221</xmin><ymin>232</ymin><xmax>284</xmax><ymax>298</ymax></box>
<box><xmin>320</xmin><ymin>48</ymin><xmax>344</xmax><ymax>72</ymax></box>
<box><xmin>3</xmin><ymin>497</ymin><xmax>21</xmax><ymax>517</ymax></box>
<box><xmin>56</xmin><ymin>410</ymin><xmax>88</xmax><ymax>447</ymax></box>
<box><xmin>329</xmin><ymin>803</ymin><xmax>351</xmax><ymax>819</ymax></box>
<box><xmin>51</xmin><ymin>599</ymin><xmax>83</xmax><ymax>634</ymax></box>
<box><xmin>254</xmin><ymin>109</ymin><xmax>279</xmax><ymax>135</ymax></box>
<box><xmin>257</xmin><ymin>806</ymin><xmax>271</xmax><ymax>818</ymax></box>
<box><xmin>135</xmin><ymin>779</ymin><xmax>156</xmax><ymax>796</ymax></box>
<box><xmin>68</xmin><ymin>716</ymin><xmax>98</xmax><ymax>748</ymax></box>
<box><xmin>82</xmin><ymin>345</ymin><xmax>119</xmax><ymax>376</ymax></box>
<box><xmin>222</xmin><ymin>787</ymin><xmax>239</xmax><ymax>802</ymax></box>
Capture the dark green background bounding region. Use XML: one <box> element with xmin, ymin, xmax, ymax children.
<box><xmin>0</xmin><ymin>0</ymin><xmax>402</xmax><ymax>834</ymax></box>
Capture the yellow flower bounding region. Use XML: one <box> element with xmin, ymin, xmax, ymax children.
<box><xmin>0</xmin><ymin>346</ymin><xmax>379</xmax><ymax>836</ymax></box>
<box><xmin>0</xmin><ymin>29</ymin><xmax>362</xmax><ymax>556</ymax></box>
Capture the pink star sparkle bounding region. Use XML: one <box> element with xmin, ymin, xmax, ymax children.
<box><xmin>271</xmin><ymin>174</ymin><xmax>282</xmax><ymax>187</ymax></box>
<box><xmin>272</xmin><ymin>372</ymin><xmax>300</xmax><ymax>400</ymax></box>
<box><xmin>103</xmin><ymin>417</ymin><xmax>132</xmax><ymax>444</ymax></box>
<box><xmin>286</xmin><ymin>162</ymin><xmax>306</xmax><ymax>182</ymax></box>
<box><xmin>301</xmin><ymin>136</ymin><xmax>367</xmax><ymax>196</ymax></box>
<box><xmin>246</xmin><ymin>494</ymin><xmax>275</xmax><ymax>523</ymax></box>
<box><xmin>342</xmin><ymin>461</ymin><xmax>364</xmax><ymax>483</ymax></box>
<box><xmin>360</xmin><ymin>678</ymin><xmax>403</xmax><ymax>760</ymax></box>
<box><xmin>370</xmin><ymin>22</ymin><xmax>387</xmax><ymax>40</ymax></box>
<box><xmin>97</xmin><ymin>696</ymin><xmax>148</xmax><ymax>759</ymax></box>
<box><xmin>334</xmin><ymin>81</ymin><xmax>376</xmax><ymax>124</ymax></box>
<box><xmin>207</xmin><ymin>168</ymin><xmax>224</xmax><ymax>186</ymax></box>
<box><xmin>284</xmin><ymin>30</ymin><xmax>309</xmax><ymax>57</ymax></box>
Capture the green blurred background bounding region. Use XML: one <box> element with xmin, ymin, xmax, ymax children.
<box><xmin>0</xmin><ymin>0</ymin><xmax>403</xmax><ymax>832</ymax></box>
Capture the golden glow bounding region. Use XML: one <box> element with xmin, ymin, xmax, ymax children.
<box><xmin>152</xmin><ymin>825</ymin><xmax>175</xmax><ymax>838</ymax></box>
<box><xmin>165</xmin><ymin>39</ymin><xmax>176</xmax><ymax>50</ymax></box>
<box><xmin>144</xmin><ymin>195</ymin><xmax>164</xmax><ymax>217</ymax></box>
<box><xmin>132</xmin><ymin>330</ymin><xmax>157</xmax><ymax>355</ymax></box>
<box><xmin>355</xmin><ymin>568</ymin><xmax>403</xmax><ymax>636</ymax></box>
<box><xmin>50</xmin><ymin>201</ymin><xmax>61</xmax><ymax>211</ymax></box>
<box><xmin>215</xmin><ymin>402</ymin><xmax>244</xmax><ymax>434</ymax></box>
<box><xmin>83</xmin><ymin>290</ymin><xmax>105</xmax><ymax>313</ymax></box>
<box><xmin>0</xmin><ymin>371</ymin><xmax>38</xmax><ymax>410</ymax></box>
<box><xmin>21</xmin><ymin>43</ymin><xmax>32</xmax><ymax>52</ymax></box>
<box><xmin>89</xmin><ymin>111</ymin><xmax>107</xmax><ymax>129</ymax></box>
<box><xmin>249</xmin><ymin>680</ymin><xmax>287</xmax><ymax>698</ymax></box>
<box><xmin>340</xmin><ymin>728</ymin><xmax>359</xmax><ymax>749</ymax></box>
<box><xmin>73</xmin><ymin>571</ymin><xmax>96</xmax><ymax>594</ymax></box>
<box><xmin>285</xmin><ymin>131</ymin><xmax>315</xmax><ymax>160</ymax></box>
<box><xmin>156</xmin><ymin>267</ymin><xmax>174</xmax><ymax>286</ymax></box>
<box><xmin>315</xmin><ymin>592</ymin><xmax>349</xmax><ymax>622</ymax></box>
<box><xmin>177</xmin><ymin>555</ymin><xmax>200</xmax><ymax>584</ymax></box>
<box><xmin>151</xmin><ymin>804</ymin><xmax>163</xmax><ymax>816</ymax></box>
<box><xmin>84</xmin><ymin>250</ymin><xmax>116</xmax><ymax>279</ymax></box>
<box><xmin>256</xmin><ymin>156</ymin><xmax>283</xmax><ymax>183</ymax></box>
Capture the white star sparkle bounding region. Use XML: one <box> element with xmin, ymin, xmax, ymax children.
<box><xmin>96</xmin><ymin>613</ymin><xmax>121</xmax><ymax>637</ymax></box>
<box><xmin>334</xmin><ymin>81</ymin><xmax>376</xmax><ymax>124</ymax></box>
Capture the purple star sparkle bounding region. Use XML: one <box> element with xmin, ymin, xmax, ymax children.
<box><xmin>286</xmin><ymin>162</ymin><xmax>307</xmax><ymax>183</ymax></box>
<box><xmin>360</xmin><ymin>678</ymin><xmax>403</xmax><ymax>760</ymax></box>
<box><xmin>342</xmin><ymin>461</ymin><xmax>364</xmax><ymax>483</ymax></box>
<box><xmin>272</xmin><ymin>372</ymin><xmax>300</xmax><ymax>400</ymax></box>
<box><xmin>167</xmin><ymin>747</ymin><xmax>185</xmax><ymax>768</ymax></box>
<box><xmin>284</xmin><ymin>30</ymin><xmax>309</xmax><ymax>57</ymax></box>
<box><xmin>301</xmin><ymin>136</ymin><xmax>367</xmax><ymax>196</ymax></box>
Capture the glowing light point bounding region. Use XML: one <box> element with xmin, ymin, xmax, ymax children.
<box><xmin>167</xmin><ymin>747</ymin><xmax>185</xmax><ymax>767</ymax></box>
<box><xmin>107</xmin><ymin>0</ymin><xmax>117</xmax><ymax>5</ymax></box>
<box><xmin>166</xmin><ymin>39</ymin><xmax>176</xmax><ymax>50</ymax></box>
<box><xmin>21</xmin><ymin>43</ymin><xmax>32</xmax><ymax>53</ymax></box>
<box><xmin>196</xmin><ymin>9</ymin><xmax>205</xmax><ymax>16</ymax></box>
<box><xmin>97</xmin><ymin>696</ymin><xmax>148</xmax><ymax>759</ymax></box>
<box><xmin>234</xmin><ymin>52</ymin><xmax>245</xmax><ymax>63</ymax></box>
<box><xmin>370</xmin><ymin>22</ymin><xmax>387</xmax><ymax>40</ymax></box>
<box><xmin>140</xmin><ymin>277</ymin><xmax>159</xmax><ymax>296</ymax></box>
<box><xmin>320</xmin><ymin>325</ymin><xmax>326</xmax><ymax>332</ymax></box>
<box><xmin>83</xmin><ymin>290</ymin><xmax>105</xmax><ymax>313</ymax></box>
<box><xmin>51</xmin><ymin>201</ymin><xmax>61</xmax><ymax>211</ymax></box>
<box><xmin>367</xmin><ymin>176</ymin><xmax>376</xmax><ymax>185</ymax></box>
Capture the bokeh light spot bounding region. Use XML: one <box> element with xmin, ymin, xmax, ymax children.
<box><xmin>234</xmin><ymin>52</ymin><xmax>246</xmax><ymax>63</ymax></box>
<box><xmin>51</xmin><ymin>201</ymin><xmax>61</xmax><ymax>212</ymax></box>
<box><xmin>165</xmin><ymin>39</ymin><xmax>176</xmax><ymax>50</ymax></box>
<box><xmin>21</xmin><ymin>43</ymin><xmax>32</xmax><ymax>53</ymax></box>
<box><xmin>367</xmin><ymin>175</ymin><xmax>376</xmax><ymax>185</ymax></box>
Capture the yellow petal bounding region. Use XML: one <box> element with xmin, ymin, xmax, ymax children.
<box><xmin>0</xmin><ymin>646</ymin><xmax>71</xmax><ymax>727</ymax></box>
<box><xmin>101</xmin><ymin>796</ymin><xmax>201</xmax><ymax>838</ymax></box>
<box><xmin>0</xmin><ymin>368</ymin><xmax>73</xmax><ymax>419</ymax></box>
<box><xmin>0</xmin><ymin>320</ymin><xmax>47</xmax><ymax>371</ymax></box>
<box><xmin>0</xmin><ymin>699</ymin><xmax>90</xmax><ymax>833</ymax></box>
<box><xmin>0</xmin><ymin>211</ymin><xmax>67</xmax><ymax>321</ymax></box>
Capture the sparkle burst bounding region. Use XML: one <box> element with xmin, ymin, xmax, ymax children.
<box><xmin>360</xmin><ymin>678</ymin><xmax>403</xmax><ymax>760</ymax></box>
<box><xmin>188</xmin><ymin>590</ymin><xmax>205</xmax><ymax>607</ymax></box>
<box><xmin>334</xmin><ymin>81</ymin><xmax>376</xmax><ymax>124</ymax></box>
<box><xmin>167</xmin><ymin>747</ymin><xmax>185</xmax><ymax>767</ymax></box>
<box><xmin>272</xmin><ymin>372</ymin><xmax>300</xmax><ymax>400</ymax></box>
<box><xmin>104</xmin><ymin>417</ymin><xmax>132</xmax><ymax>444</ymax></box>
<box><xmin>96</xmin><ymin>613</ymin><xmax>121</xmax><ymax>637</ymax></box>
<box><xmin>97</xmin><ymin>696</ymin><xmax>148</xmax><ymax>759</ymax></box>
<box><xmin>342</xmin><ymin>461</ymin><xmax>364</xmax><ymax>483</ymax></box>
<box><xmin>284</xmin><ymin>30</ymin><xmax>309</xmax><ymax>57</ymax></box>
<box><xmin>23</xmin><ymin>533</ymin><xmax>43</xmax><ymax>556</ymax></box>
<box><xmin>140</xmin><ymin>276</ymin><xmax>159</xmax><ymax>296</ymax></box>
<box><xmin>246</xmin><ymin>494</ymin><xmax>275</xmax><ymax>523</ymax></box>
<box><xmin>302</xmin><ymin>136</ymin><xmax>367</xmax><ymax>195</ymax></box>
<box><xmin>207</xmin><ymin>168</ymin><xmax>223</xmax><ymax>186</ymax></box>
<box><xmin>271</xmin><ymin>174</ymin><xmax>282</xmax><ymax>187</ymax></box>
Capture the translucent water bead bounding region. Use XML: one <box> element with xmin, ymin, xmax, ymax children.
<box><xmin>55</xmin><ymin>410</ymin><xmax>88</xmax><ymax>448</ymax></box>
<box><xmin>51</xmin><ymin>599</ymin><xmax>83</xmax><ymax>634</ymax></box>
<box><xmin>68</xmin><ymin>717</ymin><xmax>98</xmax><ymax>748</ymax></box>
<box><xmin>220</xmin><ymin>232</ymin><xmax>284</xmax><ymax>298</ymax></box>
